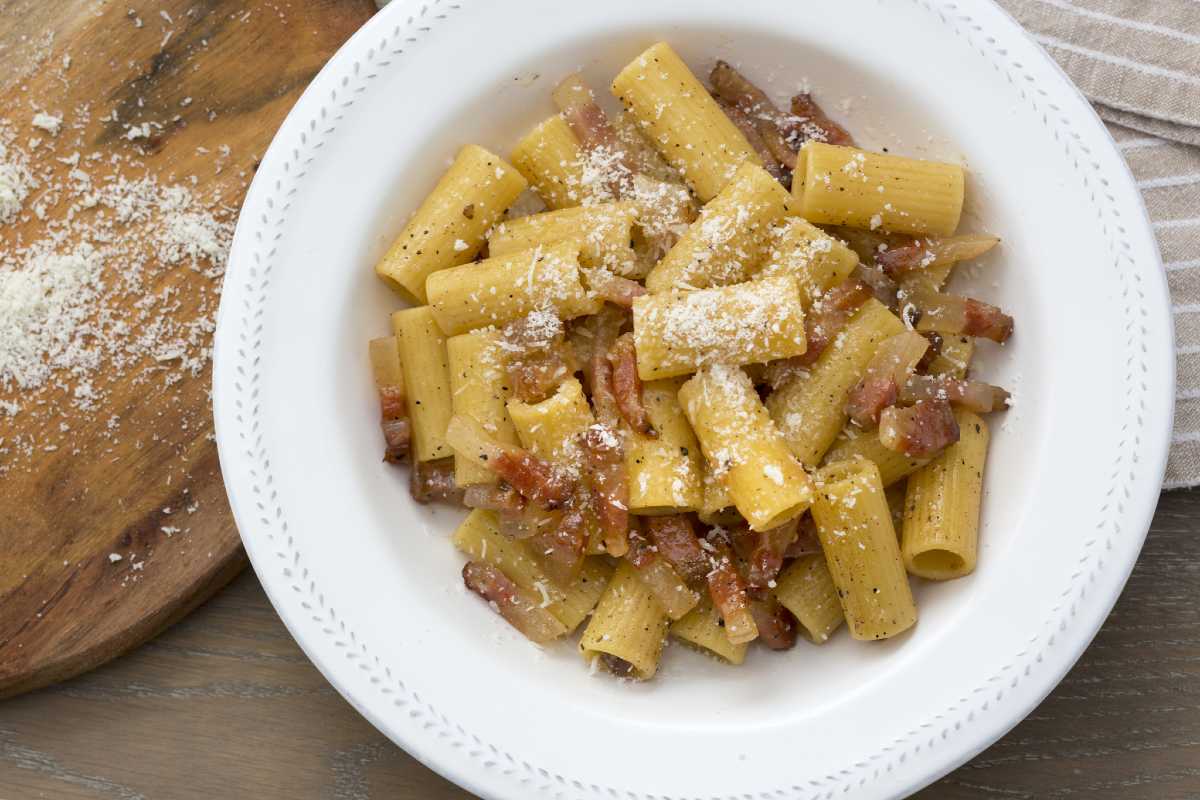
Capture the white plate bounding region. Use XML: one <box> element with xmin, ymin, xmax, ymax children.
<box><xmin>212</xmin><ymin>1</ymin><xmax>1174</xmax><ymax>798</ymax></box>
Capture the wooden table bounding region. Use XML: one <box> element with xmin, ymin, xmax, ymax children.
<box><xmin>0</xmin><ymin>490</ymin><xmax>1194</xmax><ymax>799</ymax></box>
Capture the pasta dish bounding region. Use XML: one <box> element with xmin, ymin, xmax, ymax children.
<box><xmin>365</xmin><ymin>42</ymin><xmax>1012</xmax><ymax>678</ymax></box>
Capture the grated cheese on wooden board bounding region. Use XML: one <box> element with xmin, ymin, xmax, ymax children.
<box><xmin>0</xmin><ymin>135</ymin><xmax>34</xmax><ymax>224</ymax></box>
<box><xmin>0</xmin><ymin>113</ymin><xmax>236</xmax><ymax>472</ymax></box>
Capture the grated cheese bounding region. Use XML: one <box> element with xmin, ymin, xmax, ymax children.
<box><xmin>0</xmin><ymin>137</ymin><xmax>34</xmax><ymax>224</ymax></box>
<box><xmin>533</xmin><ymin>580</ymin><xmax>552</xmax><ymax>608</ymax></box>
<box><xmin>31</xmin><ymin>112</ymin><xmax>62</xmax><ymax>136</ymax></box>
<box><xmin>0</xmin><ymin>108</ymin><xmax>235</xmax><ymax>470</ymax></box>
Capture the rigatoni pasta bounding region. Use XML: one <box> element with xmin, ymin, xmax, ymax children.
<box><xmin>488</xmin><ymin>203</ymin><xmax>639</xmax><ymax>278</ymax></box>
<box><xmin>632</xmin><ymin>276</ymin><xmax>808</xmax><ymax>380</ymax></box>
<box><xmin>579</xmin><ymin>561</ymin><xmax>669</xmax><ymax>679</ymax></box>
<box><xmin>773</xmin><ymin>554</ymin><xmax>844</xmax><ymax>644</ymax></box>
<box><xmin>506</xmin><ymin>377</ymin><xmax>594</xmax><ymax>465</ymax></box>
<box><xmin>452</xmin><ymin>510</ymin><xmax>611</xmax><ymax>632</ymax></box>
<box><xmin>611</xmin><ymin>42</ymin><xmax>759</xmax><ymax>202</ymax></box>
<box><xmin>446</xmin><ymin>329</ymin><xmax>518</xmax><ymax>486</ymax></box>
<box><xmin>392</xmin><ymin>307</ymin><xmax>453</xmax><ymax>462</ymax></box>
<box><xmin>926</xmin><ymin>334</ymin><xmax>975</xmax><ymax>379</ymax></box>
<box><xmin>670</xmin><ymin>598</ymin><xmax>749</xmax><ymax>664</ymax></box>
<box><xmin>767</xmin><ymin>299</ymin><xmax>905</xmax><ymax>466</ymax></box>
<box><xmin>644</xmin><ymin>162</ymin><xmax>790</xmax><ymax>292</ymax></box>
<box><xmin>679</xmin><ymin>364</ymin><xmax>813</xmax><ymax>531</ymax></box>
<box><xmin>509</xmin><ymin>115</ymin><xmax>587</xmax><ymax>210</ymax></box>
<box><xmin>366</xmin><ymin>43</ymin><xmax>1014</xmax><ymax>679</ymax></box>
<box><xmin>625</xmin><ymin>378</ymin><xmax>704</xmax><ymax>514</ymax></box>
<box><xmin>792</xmin><ymin>142</ymin><xmax>964</xmax><ymax>236</ymax></box>
<box><xmin>811</xmin><ymin>458</ymin><xmax>917</xmax><ymax>640</ymax></box>
<box><xmin>426</xmin><ymin>241</ymin><xmax>598</xmax><ymax>335</ymax></box>
<box><xmin>901</xmin><ymin>410</ymin><xmax>989</xmax><ymax>580</ymax></box>
<box><xmin>698</xmin><ymin>467</ymin><xmax>740</xmax><ymax>526</ymax></box>
<box><xmin>754</xmin><ymin>217</ymin><xmax>859</xmax><ymax>307</ymax></box>
<box><xmin>375</xmin><ymin>145</ymin><xmax>527</xmax><ymax>303</ymax></box>
<box><xmin>824</xmin><ymin>429</ymin><xmax>931</xmax><ymax>488</ymax></box>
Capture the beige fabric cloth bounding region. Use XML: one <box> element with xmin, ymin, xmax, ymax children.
<box><xmin>998</xmin><ymin>0</ymin><xmax>1200</xmax><ymax>487</ymax></box>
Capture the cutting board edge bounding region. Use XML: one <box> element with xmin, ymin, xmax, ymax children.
<box><xmin>0</xmin><ymin>550</ymin><xmax>248</xmax><ymax>699</ymax></box>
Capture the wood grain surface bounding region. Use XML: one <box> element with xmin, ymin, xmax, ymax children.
<box><xmin>1</xmin><ymin>3</ymin><xmax>1196</xmax><ymax>799</ymax></box>
<box><xmin>0</xmin><ymin>489</ymin><xmax>1193</xmax><ymax>799</ymax></box>
<box><xmin>0</xmin><ymin>0</ymin><xmax>375</xmax><ymax>698</ymax></box>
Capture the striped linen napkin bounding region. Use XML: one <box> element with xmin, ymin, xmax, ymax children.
<box><xmin>997</xmin><ymin>0</ymin><xmax>1200</xmax><ymax>488</ymax></box>
<box><xmin>372</xmin><ymin>0</ymin><xmax>1199</xmax><ymax>486</ymax></box>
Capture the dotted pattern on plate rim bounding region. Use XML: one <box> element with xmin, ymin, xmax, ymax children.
<box><xmin>229</xmin><ymin>1</ymin><xmax>1150</xmax><ymax>797</ymax></box>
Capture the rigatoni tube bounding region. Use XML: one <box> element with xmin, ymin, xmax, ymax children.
<box><xmin>579</xmin><ymin>561</ymin><xmax>669</xmax><ymax>679</ymax></box>
<box><xmin>792</xmin><ymin>142</ymin><xmax>964</xmax><ymax>236</ymax></box>
<box><xmin>509</xmin><ymin>114</ymin><xmax>586</xmax><ymax>210</ymax></box>
<box><xmin>926</xmin><ymin>334</ymin><xmax>975</xmax><ymax>379</ymax></box>
<box><xmin>392</xmin><ymin>307</ymin><xmax>453</xmax><ymax>462</ymax></box>
<box><xmin>506</xmin><ymin>377</ymin><xmax>595</xmax><ymax>467</ymax></box>
<box><xmin>626</xmin><ymin>378</ymin><xmax>704</xmax><ymax>514</ymax></box>
<box><xmin>375</xmin><ymin>145</ymin><xmax>527</xmax><ymax>303</ymax></box>
<box><xmin>426</xmin><ymin>241</ymin><xmax>598</xmax><ymax>336</ymax></box>
<box><xmin>767</xmin><ymin>298</ymin><xmax>905</xmax><ymax>466</ymax></box>
<box><xmin>698</xmin><ymin>466</ymin><xmax>740</xmax><ymax>526</ymax></box>
<box><xmin>632</xmin><ymin>276</ymin><xmax>808</xmax><ymax>381</ymax></box>
<box><xmin>669</xmin><ymin>597</ymin><xmax>748</xmax><ymax>665</ymax></box>
<box><xmin>446</xmin><ymin>329</ymin><xmax>519</xmax><ymax>486</ymax></box>
<box><xmin>488</xmin><ymin>203</ymin><xmax>639</xmax><ymax>278</ymax></box>
<box><xmin>773</xmin><ymin>554</ymin><xmax>845</xmax><ymax>643</ymax></box>
<box><xmin>451</xmin><ymin>510</ymin><xmax>610</xmax><ymax>633</ymax></box>
<box><xmin>811</xmin><ymin>458</ymin><xmax>917</xmax><ymax>640</ymax></box>
<box><xmin>754</xmin><ymin>218</ymin><xmax>859</xmax><ymax>307</ymax></box>
<box><xmin>679</xmin><ymin>364</ymin><xmax>813</xmax><ymax>532</ymax></box>
<box><xmin>611</xmin><ymin>42</ymin><xmax>759</xmax><ymax>202</ymax></box>
<box><xmin>901</xmin><ymin>409</ymin><xmax>989</xmax><ymax>580</ymax></box>
<box><xmin>645</xmin><ymin>162</ymin><xmax>790</xmax><ymax>292</ymax></box>
<box><xmin>823</xmin><ymin>429</ymin><xmax>931</xmax><ymax>487</ymax></box>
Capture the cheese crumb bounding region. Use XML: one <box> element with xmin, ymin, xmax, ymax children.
<box><xmin>31</xmin><ymin>112</ymin><xmax>62</xmax><ymax>136</ymax></box>
<box><xmin>0</xmin><ymin>138</ymin><xmax>33</xmax><ymax>224</ymax></box>
<box><xmin>533</xmin><ymin>580</ymin><xmax>552</xmax><ymax>608</ymax></box>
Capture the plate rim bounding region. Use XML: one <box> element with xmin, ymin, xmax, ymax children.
<box><xmin>212</xmin><ymin>1</ymin><xmax>1175</xmax><ymax>798</ymax></box>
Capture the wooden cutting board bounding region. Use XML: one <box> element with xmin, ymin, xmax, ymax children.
<box><xmin>0</xmin><ymin>0</ymin><xmax>375</xmax><ymax>697</ymax></box>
